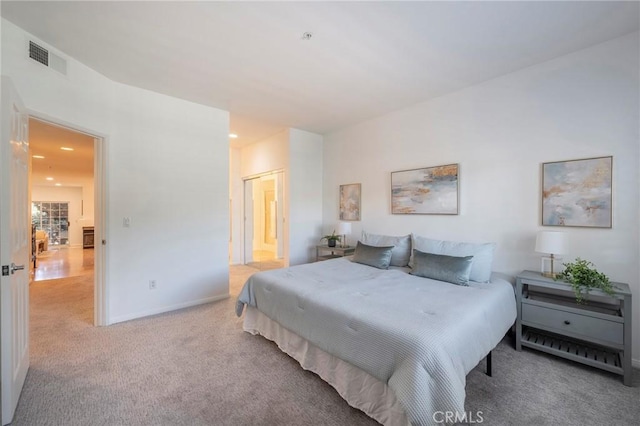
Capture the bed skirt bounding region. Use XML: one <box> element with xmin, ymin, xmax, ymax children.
<box><xmin>243</xmin><ymin>306</ymin><xmax>409</xmax><ymax>426</ymax></box>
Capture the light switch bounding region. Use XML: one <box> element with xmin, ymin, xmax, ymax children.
<box><xmin>123</xmin><ymin>217</ymin><xmax>131</xmax><ymax>228</ymax></box>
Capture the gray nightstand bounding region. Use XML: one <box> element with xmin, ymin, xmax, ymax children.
<box><xmin>515</xmin><ymin>270</ymin><xmax>632</xmax><ymax>385</ymax></box>
<box><xmin>315</xmin><ymin>245</ymin><xmax>355</xmax><ymax>262</ymax></box>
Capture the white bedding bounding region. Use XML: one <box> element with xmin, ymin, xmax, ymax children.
<box><xmin>236</xmin><ymin>258</ymin><xmax>516</xmax><ymax>425</ymax></box>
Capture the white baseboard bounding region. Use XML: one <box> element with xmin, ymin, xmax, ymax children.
<box><xmin>108</xmin><ymin>293</ymin><xmax>229</xmax><ymax>325</ymax></box>
<box><xmin>633</xmin><ymin>358</ymin><xmax>640</xmax><ymax>369</ymax></box>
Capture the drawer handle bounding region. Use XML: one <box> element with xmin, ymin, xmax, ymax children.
<box><xmin>564</xmin><ymin>320</ymin><xmax>571</xmax><ymax>325</ymax></box>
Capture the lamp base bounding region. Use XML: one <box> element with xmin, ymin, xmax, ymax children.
<box><xmin>541</xmin><ymin>255</ymin><xmax>562</xmax><ymax>279</ymax></box>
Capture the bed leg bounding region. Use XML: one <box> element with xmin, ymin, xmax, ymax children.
<box><xmin>486</xmin><ymin>351</ymin><xmax>492</xmax><ymax>377</ymax></box>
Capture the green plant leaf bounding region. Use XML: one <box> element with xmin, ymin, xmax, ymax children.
<box><xmin>557</xmin><ymin>258</ymin><xmax>614</xmax><ymax>304</ymax></box>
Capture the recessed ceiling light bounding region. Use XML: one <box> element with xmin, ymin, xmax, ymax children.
<box><xmin>229</xmin><ymin>133</ymin><xmax>238</xmax><ymax>139</ymax></box>
<box><xmin>46</xmin><ymin>177</ymin><xmax>54</xmax><ymax>181</ymax></box>
<box><xmin>60</xmin><ymin>147</ymin><xmax>74</xmax><ymax>151</ymax></box>
<box><xmin>55</xmin><ymin>183</ymin><xmax>62</xmax><ymax>186</ymax></box>
<box><xmin>32</xmin><ymin>155</ymin><xmax>45</xmax><ymax>159</ymax></box>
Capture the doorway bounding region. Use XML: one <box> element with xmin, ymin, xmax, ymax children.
<box><xmin>27</xmin><ymin>116</ymin><xmax>106</xmax><ymax>326</ymax></box>
<box><xmin>29</xmin><ymin>118</ymin><xmax>95</xmax><ymax>282</ymax></box>
<box><xmin>243</xmin><ymin>171</ymin><xmax>284</xmax><ymax>270</ymax></box>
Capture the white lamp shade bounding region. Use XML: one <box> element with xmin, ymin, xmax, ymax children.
<box><xmin>535</xmin><ymin>231</ymin><xmax>566</xmax><ymax>255</ymax></box>
<box><xmin>337</xmin><ymin>222</ymin><xmax>352</xmax><ymax>235</ymax></box>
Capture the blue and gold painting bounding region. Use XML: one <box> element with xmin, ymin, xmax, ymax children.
<box><xmin>542</xmin><ymin>156</ymin><xmax>612</xmax><ymax>228</ymax></box>
<box><xmin>391</xmin><ymin>164</ymin><xmax>458</xmax><ymax>215</ymax></box>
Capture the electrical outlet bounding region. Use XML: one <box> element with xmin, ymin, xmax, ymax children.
<box><xmin>149</xmin><ymin>280</ymin><xmax>157</xmax><ymax>290</ymax></box>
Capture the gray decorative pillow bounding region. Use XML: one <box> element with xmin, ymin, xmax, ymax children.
<box><xmin>410</xmin><ymin>249</ymin><xmax>474</xmax><ymax>286</ymax></box>
<box><xmin>361</xmin><ymin>231</ymin><xmax>411</xmax><ymax>267</ymax></box>
<box><xmin>410</xmin><ymin>235</ymin><xmax>495</xmax><ymax>283</ymax></box>
<box><xmin>352</xmin><ymin>241</ymin><xmax>394</xmax><ymax>270</ymax></box>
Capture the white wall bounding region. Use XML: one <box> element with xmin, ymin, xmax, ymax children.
<box><xmin>108</xmin><ymin>83</ymin><xmax>229</xmax><ymax>322</ymax></box>
<box><xmin>31</xmin><ymin>185</ymin><xmax>83</xmax><ymax>247</ymax></box>
<box><xmin>240</xmin><ymin>130</ymin><xmax>289</xmax><ymax>177</ymax></box>
<box><xmin>2</xmin><ymin>19</ymin><xmax>230</xmax><ymax>323</ymax></box>
<box><xmin>235</xmin><ymin>130</ymin><xmax>289</xmax><ymax>264</ymax></box>
<box><xmin>289</xmin><ymin>128</ymin><xmax>323</xmax><ymax>265</ymax></box>
<box><xmin>229</xmin><ymin>147</ymin><xmax>242</xmax><ymax>264</ymax></box>
<box><xmin>232</xmin><ymin>128</ymin><xmax>323</xmax><ymax>266</ymax></box>
<box><xmin>323</xmin><ymin>33</ymin><xmax>640</xmax><ymax>364</ymax></box>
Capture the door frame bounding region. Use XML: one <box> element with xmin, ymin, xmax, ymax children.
<box><xmin>27</xmin><ymin>112</ymin><xmax>109</xmax><ymax>326</ymax></box>
<box><xmin>241</xmin><ymin>169</ymin><xmax>285</xmax><ymax>265</ymax></box>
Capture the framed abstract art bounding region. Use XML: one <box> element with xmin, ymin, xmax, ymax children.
<box><xmin>339</xmin><ymin>183</ymin><xmax>361</xmax><ymax>221</ymax></box>
<box><xmin>541</xmin><ymin>156</ymin><xmax>612</xmax><ymax>228</ymax></box>
<box><xmin>391</xmin><ymin>164</ymin><xmax>459</xmax><ymax>215</ymax></box>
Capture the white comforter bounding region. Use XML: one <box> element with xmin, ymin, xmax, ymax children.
<box><xmin>236</xmin><ymin>258</ymin><xmax>516</xmax><ymax>425</ymax></box>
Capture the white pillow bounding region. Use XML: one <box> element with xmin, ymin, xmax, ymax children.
<box><xmin>361</xmin><ymin>231</ymin><xmax>411</xmax><ymax>267</ymax></box>
<box><xmin>410</xmin><ymin>235</ymin><xmax>496</xmax><ymax>283</ymax></box>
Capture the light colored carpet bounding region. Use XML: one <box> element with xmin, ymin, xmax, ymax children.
<box><xmin>245</xmin><ymin>260</ymin><xmax>285</xmax><ymax>271</ymax></box>
<box><xmin>11</xmin><ymin>269</ymin><xmax>639</xmax><ymax>425</ymax></box>
<box><xmin>229</xmin><ymin>264</ymin><xmax>260</xmax><ymax>296</ymax></box>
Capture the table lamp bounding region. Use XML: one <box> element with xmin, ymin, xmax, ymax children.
<box><xmin>535</xmin><ymin>231</ymin><xmax>566</xmax><ymax>278</ymax></box>
<box><xmin>337</xmin><ymin>222</ymin><xmax>352</xmax><ymax>248</ymax></box>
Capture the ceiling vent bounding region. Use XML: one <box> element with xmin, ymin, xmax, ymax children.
<box><xmin>28</xmin><ymin>40</ymin><xmax>67</xmax><ymax>76</ymax></box>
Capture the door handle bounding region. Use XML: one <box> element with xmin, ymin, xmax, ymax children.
<box><xmin>10</xmin><ymin>263</ymin><xmax>25</xmax><ymax>274</ymax></box>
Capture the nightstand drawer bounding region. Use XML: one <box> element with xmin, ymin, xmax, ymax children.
<box><xmin>522</xmin><ymin>303</ymin><xmax>623</xmax><ymax>346</ymax></box>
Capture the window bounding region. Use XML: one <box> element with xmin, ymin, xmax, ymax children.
<box><xmin>32</xmin><ymin>201</ymin><xmax>70</xmax><ymax>246</ymax></box>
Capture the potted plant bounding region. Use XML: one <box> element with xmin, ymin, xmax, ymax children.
<box><xmin>320</xmin><ymin>231</ymin><xmax>341</xmax><ymax>248</ymax></box>
<box><xmin>557</xmin><ymin>258</ymin><xmax>614</xmax><ymax>304</ymax></box>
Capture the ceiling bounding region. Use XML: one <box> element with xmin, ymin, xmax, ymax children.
<box><xmin>2</xmin><ymin>2</ymin><xmax>639</xmax><ymax>147</ymax></box>
<box><xmin>29</xmin><ymin>118</ymin><xmax>94</xmax><ymax>187</ymax></box>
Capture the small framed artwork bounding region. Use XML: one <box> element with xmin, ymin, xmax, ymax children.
<box><xmin>542</xmin><ymin>156</ymin><xmax>612</xmax><ymax>228</ymax></box>
<box><xmin>339</xmin><ymin>183</ymin><xmax>361</xmax><ymax>221</ymax></box>
<box><xmin>391</xmin><ymin>164</ymin><xmax>459</xmax><ymax>215</ymax></box>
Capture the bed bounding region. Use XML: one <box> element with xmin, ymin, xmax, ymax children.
<box><xmin>236</xmin><ymin>239</ymin><xmax>516</xmax><ymax>426</ymax></box>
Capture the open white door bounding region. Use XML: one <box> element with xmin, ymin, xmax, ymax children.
<box><xmin>0</xmin><ymin>77</ymin><xmax>30</xmax><ymax>425</ymax></box>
